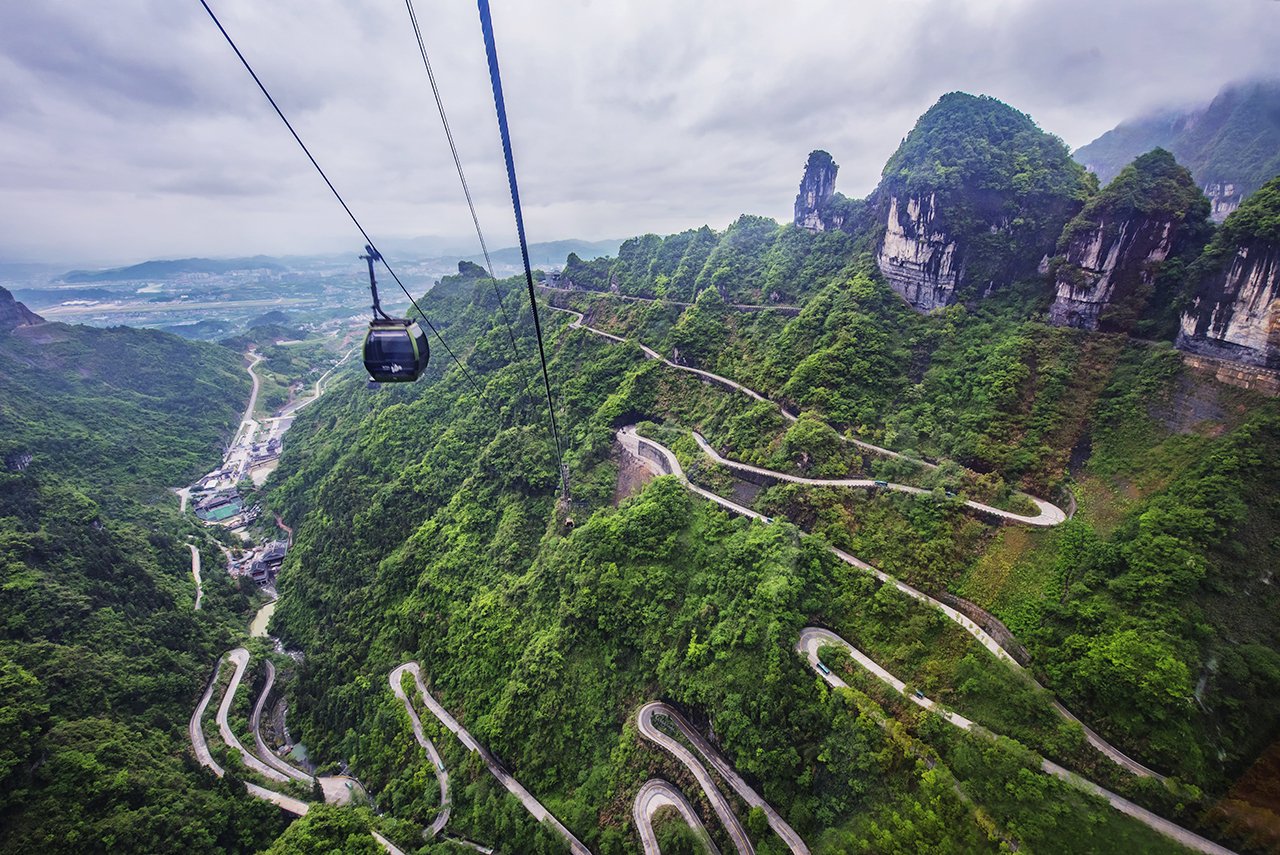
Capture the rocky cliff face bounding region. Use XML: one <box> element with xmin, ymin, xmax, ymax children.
<box><xmin>1050</xmin><ymin>217</ymin><xmax>1175</xmax><ymax>329</ymax></box>
<box><xmin>0</xmin><ymin>286</ymin><xmax>42</xmax><ymax>332</ymax></box>
<box><xmin>876</xmin><ymin>194</ymin><xmax>961</xmax><ymax>312</ymax></box>
<box><xmin>872</xmin><ymin>92</ymin><xmax>1091</xmax><ymax>313</ymax></box>
<box><xmin>793</xmin><ymin>150</ymin><xmax>840</xmax><ymax>231</ymax></box>
<box><xmin>1177</xmin><ymin>244</ymin><xmax>1280</xmax><ymax>369</ymax></box>
<box><xmin>1048</xmin><ymin>149</ymin><xmax>1210</xmax><ymax>332</ymax></box>
<box><xmin>1177</xmin><ymin>175</ymin><xmax>1280</xmax><ymax>370</ymax></box>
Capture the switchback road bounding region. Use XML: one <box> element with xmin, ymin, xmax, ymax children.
<box><xmin>632</xmin><ymin>778</ymin><xmax>720</xmax><ymax>855</ymax></box>
<box><xmin>390</xmin><ymin>663</ymin><xmax>590</xmax><ymax>855</ymax></box>
<box><xmin>692</xmin><ymin>432</ymin><xmax>1065</xmax><ymax>526</ymax></box>
<box><xmin>797</xmin><ymin>628</ymin><xmax>1234</xmax><ymax>855</ymax></box>
<box><xmin>622</xmin><ymin>427</ymin><xmax>1161</xmax><ymax>782</ymax></box>
<box><xmin>547</xmin><ymin>304</ymin><xmax>1067</xmax><ymax>526</ymax></box>
<box><xmin>639</xmin><ymin>702</ymin><xmax>810</xmax><ymax>855</ymax></box>
<box><xmin>388</xmin><ymin>664</ymin><xmax>451</xmax><ymax>837</ymax></box>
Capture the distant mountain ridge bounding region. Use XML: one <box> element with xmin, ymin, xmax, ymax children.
<box><xmin>1074</xmin><ymin>79</ymin><xmax>1280</xmax><ymax>221</ymax></box>
<box><xmin>61</xmin><ymin>255</ymin><xmax>285</xmax><ymax>282</ymax></box>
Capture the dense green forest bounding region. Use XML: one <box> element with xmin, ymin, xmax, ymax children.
<box><xmin>0</xmin><ymin>314</ymin><xmax>286</xmax><ymax>852</ymax></box>
<box><xmin>261</xmin><ymin>224</ymin><xmax>1276</xmax><ymax>852</ymax></box>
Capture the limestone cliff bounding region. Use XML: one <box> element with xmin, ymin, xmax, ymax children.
<box><xmin>873</xmin><ymin>93</ymin><xmax>1091</xmax><ymax>312</ymax></box>
<box><xmin>877</xmin><ymin>193</ymin><xmax>960</xmax><ymax>312</ymax></box>
<box><xmin>794</xmin><ymin>150</ymin><xmax>838</xmax><ymax>231</ymax></box>
<box><xmin>1048</xmin><ymin>149</ymin><xmax>1210</xmax><ymax>332</ymax></box>
<box><xmin>0</xmin><ymin>286</ymin><xmax>42</xmax><ymax>332</ymax></box>
<box><xmin>1177</xmin><ymin>176</ymin><xmax>1280</xmax><ymax>369</ymax></box>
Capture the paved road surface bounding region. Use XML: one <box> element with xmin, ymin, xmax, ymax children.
<box><xmin>637</xmin><ymin>703</ymin><xmax>754</xmax><ymax>854</ymax></box>
<box><xmin>632</xmin><ymin>778</ymin><xmax>720</xmax><ymax>855</ymax></box>
<box><xmin>217</xmin><ymin>648</ymin><xmax>294</xmax><ymax>784</ymax></box>
<box><xmin>640</xmin><ymin>702</ymin><xmax>810</xmax><ymax>855</ymax></box>
<box><xmin>188</xmin><ymin>653</ymin><xmax>311</xmax><ymax>815</ymax></box>
<box><xmin>692</xmin><ymin>432</ymin><xmax>1064</xmax><ymax>527</ymax></box>
<box><xmin>389</xmin><ymin>664</ymin><xmax>451</xmax><ymax>837</ymax></box>
<box><xmin>392</xmin><ymin>663</ymin><xmax>590</xmax><ymax>855</ymax></box>
<box><xmin>796</xmin><ymin>628</ymin><xmax>1234</xmax><ymax>855</ymax></box>
<box><xmin>625</xmin><ymin>426</ymin><xmax>1160</xmax><ymax>781</ymax></box>
<box><xmin>251</xmin><ymin>659</ymin><xmax>313</xmax><ymax>784</ymax></box>
<box><xmin>188</xmin><ymin>543</ymin><xmax>202</xmax><ymax>610</ymax></box>
<box><xmin>550</xmin><ymin>304</ymin><xmax>1067</xmax><ymax>526</ymax></box>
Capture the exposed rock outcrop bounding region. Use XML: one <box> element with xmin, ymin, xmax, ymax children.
<box><xmin>0</xmin><ymin>286</ymin><xmax>42</xmax><ymax>332</ymax></box>
<box><xmin>794</xmin><ymin>150</ymin><xmax>839</xmax><ymax>231</ymax></box>
<box><xmin>1048</xmin><ymin>149</ymin><xmax>1210</xmax><ymax>332</ymax></box>
<box><xmin>1177</xmin><ymin>176</ymin><xmax>1280</xmax><ymax>370</ymax></box>
<box><xmin>872</xmin><ymin>93</ymin><xmax>1090</xmax><ymax>313</ymax></box>
<box><xmin>1177</xmin><ymin>244</ymin><xmax>1280</xmax><ymax>369</ymax></box>
<box><xmin>877</xmin><ymin>194</ymin><xmax>960</xmax><ymax>312</ymax></box>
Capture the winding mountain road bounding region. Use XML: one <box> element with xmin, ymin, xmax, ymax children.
<box><xmin>797</xmin><ymin>628</ymin><xmax>1234</xmax><ymax>855</ymax></box>
<box><xmin>692</xmin><ymin>432</ymin><xmax>1064</xmax><ymax>526</ymax></box>
<box><xmin>632</xmin><ymin>778</ymin><xmax>720</xmax><ymax>855</ymax></box>
<box><xmin>639</xmin><ymin>702</ymin><xmax>810</xmax><ymax>855</ymax></box>
<box><xmin>251</xmin><ymin>659</ymin><xmax>313</xmax><ymax>784</ymax></box>
<box><xmin>537</xmin><ymin>283</ymin><xmax>800</xmax><ymax>313</ymax></box>
<box><xmin>547</xmin><ymin>304</ymin><xmax>1067</xmax><ymax>526</ymax></box>
<box><xmin>621</xmin><ymin>427</ymin><xmax>1161</xmax><ymax>782</ymax></box>
<box><xmin>388</xmin><ymin>664</ymin><xmax>451</xmax><ymax>837</ymax></box>
<box><xmin>391</xmin><ymin>663</ymin><xmax>590</xmax><ymax>855</ymax></box>
<box><xmin>218</xmin><ymin>648</ymin><xmax>293</xmax><ymax>784</ymax></box>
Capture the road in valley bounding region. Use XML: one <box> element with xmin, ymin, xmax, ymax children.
<box><xmin>390</xmin><ymin>662</ymin><xmax>590</xmax><ymax>855</ymax></box>
<box><xmin>388</xmin><ymin>664</ymin><xmax>451</xmax><ymax>837</ymax></box>
<box><xmin>796</xmin><ymin>628</ymin><xmax>1234</xmax><ymax>855</ymax></box>
<box><xmin>251</xmin><ymin>659</ymin><xmax>313</xmax><ymax>784</ymax></box>
<box><xmin>632</xmin><ymin>778</ymin><xmax>720</xmax><ymax>855</ymax></box>
<box><xmin>217</xmin><ymin>648</ymin><xmax>294</xmax><ymax>784</ymax></box>
<box><xmin>547</xmin><ymin>304</ymin><xmax>1067</xmax><ymax>526</ymax></box>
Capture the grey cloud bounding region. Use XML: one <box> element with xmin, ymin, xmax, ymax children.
<box><xmin>0</xmin><ymin>0</ymin><xmax>1278</xmax><ymax>263</ymax></box>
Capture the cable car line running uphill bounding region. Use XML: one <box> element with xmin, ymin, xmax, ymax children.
<box><xmin>196</xmin><ymin>0</ymin><xmax>480</xmax><ymax>396</ymax></box>
<box><xmin>361</xmin><ymin>245</ymin><xmax>430</xmax><ymax>383</ymax></box>
<box><xmin>477</xmin><ymin>0</ymin><xmax>572</xmax><ymax>503</ymax></box>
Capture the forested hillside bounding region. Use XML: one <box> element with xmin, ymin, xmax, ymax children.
<box><xmin>264</xmin><ymin>231</ymin><xmax>1278</xmax><ymax>851</ymax></box>
<box><xmin>0</xmin><ymin>305</ymin><xmax>285</xmax><ymax>852</ymax></box>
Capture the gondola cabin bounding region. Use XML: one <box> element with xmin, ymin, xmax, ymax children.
<box><xmin>363</xmin><ymin>317</ymin><xmax>429</xmax><ymax>382</ymax></box>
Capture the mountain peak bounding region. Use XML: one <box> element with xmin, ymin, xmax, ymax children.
<box><xmin>0</xmin><ymin>286</ymin><xmax>43</xmax><ymax>331</ymax></box>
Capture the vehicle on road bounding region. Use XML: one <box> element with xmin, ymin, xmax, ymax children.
<box><xmin>874</xmin><ymin>480</ymin><xmax>889</xmax><ymax>488</ymax></box>
<box><xmin>817</xmin><ymin>661</ymin><xmax>831</xmax><ymax>675</ymax></box>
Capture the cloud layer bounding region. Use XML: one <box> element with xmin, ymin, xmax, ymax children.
<box><xmin>1</xmin><ymin>0</ymin><xmax>1277</xmax><ymax>264</ymax></box>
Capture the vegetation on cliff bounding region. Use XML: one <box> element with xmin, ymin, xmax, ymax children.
<box><xmin>0</xmin><ymin>320</ymin><xmax>282</xmax><ymax>852</ymax></box>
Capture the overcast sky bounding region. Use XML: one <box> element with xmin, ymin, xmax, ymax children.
<box><xmin>1</xmin><ymin>0</ymin><xmax>1277</xmax><ymax>265</ymax></box>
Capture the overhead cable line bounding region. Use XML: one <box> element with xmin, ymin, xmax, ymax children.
<box><xmin>476</xmin><ymin>0</ymin><xmax>570</xmax><ymax>498</ymax></box>
<box><xmin>402</xmin><ymin>0</ymin><xmax>535</xmax><ymax>402</ymax></box>
<box><xmin>197</xmin><ymin>0</ymin><xmax>483</xmax><ymax>398</ymax></box>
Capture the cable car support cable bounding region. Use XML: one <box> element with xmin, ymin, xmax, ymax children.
<box><xmin>402</xmin><ymin>0</ymin><xmax>535</xmax><ymax>402</ymax></box>
<box><xmin>477</xmin><ymin>0</ymin><xmax>570</xmax><ymax>499</ymax></box>
<box><xmin>197</xmin><ymin>0</ymin><xmax>482</xmax><ymax>398</ymax></box>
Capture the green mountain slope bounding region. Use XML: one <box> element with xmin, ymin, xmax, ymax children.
<box><xmin>1075</xmin><ymin>79</ymin><xmax>1280</xmax><ymax>219</ymax></box>
<box><xmin>0</xmin><ymin>293</ymin><xmax>284</xmax><ymax>852</ymax></box>
<box><xmin>264</xmin><ymin>251</ymin><xmax>1275</xmax><ymax>852</ymax></box>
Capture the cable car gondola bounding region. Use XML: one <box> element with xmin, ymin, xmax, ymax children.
<box><xmin>359</xmin><ymin>245</ymin><xmax>429</xmax><ymax>383</ymax></box>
